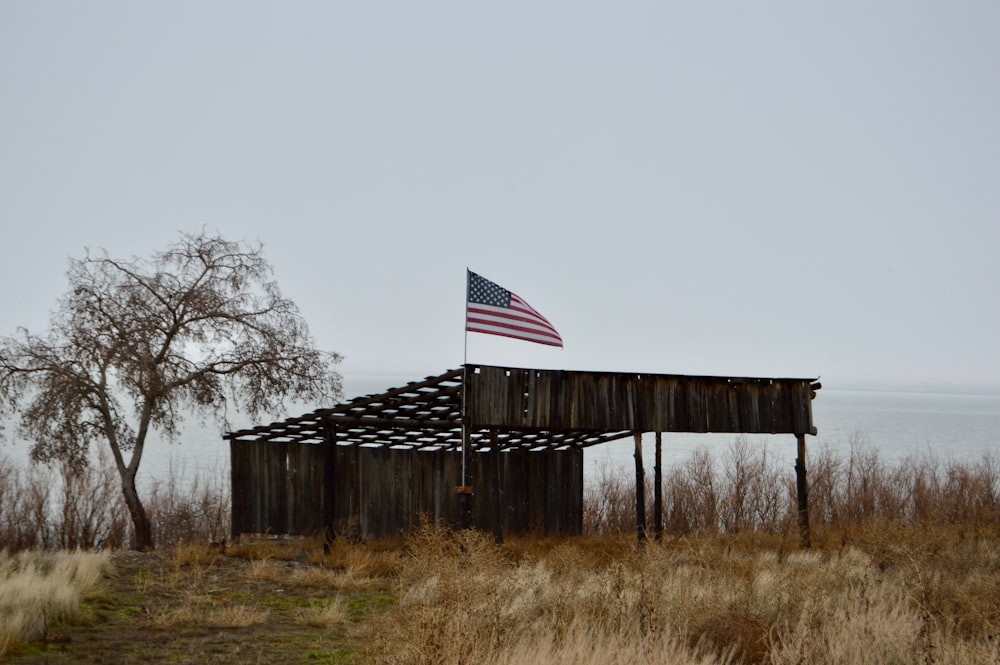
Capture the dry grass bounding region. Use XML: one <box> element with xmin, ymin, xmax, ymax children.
<box><xmin>0</xmin><ymin>550</ymin><xmax>111</xmax><ymax>657</ymax></box>
<box><xmin>1</xmin><ymin>524</ymin><xmax>998</xmax><ymax>664</ymax></box>
<box><xmin>298</xmin><ymin>597</ymin><xmax>350</xmax><ymax>628</ymax></box>
<box><xmin>365</xmin><ymin>522</ymin><xmax>1000</xmax><ymax>665</ymax></box>
<box><xmin>3</xmin><ymin>432</ymin><xmax>1000</xmax><ymax>662</ymax></box>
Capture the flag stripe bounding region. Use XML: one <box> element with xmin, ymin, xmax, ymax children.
<box><xmin>466</xmin><ymin>271</ymin><xmax>563</xmax><ymax>348</ymax></box>
<box><xmin>467</xmin><ymin>314</ymin><xmax>563</xmax><ymax>344</ymax></box>
<box><xmin>466</xmin><ymin>324</ymin><xmax>564</xmax><ymax>347</ymax></box>
<box><xmin>467</xmin><ymin>303</ymin><xmax>560</xmax><ymax>336</ymax></box>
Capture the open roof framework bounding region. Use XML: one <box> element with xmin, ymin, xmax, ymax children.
<box><xmin>224</xmin><ymin>367</ymin><xmax>634</xmax><ymax>451</ymax></box>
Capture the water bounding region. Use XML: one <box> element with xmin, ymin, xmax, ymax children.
<box><xmin>3</xmin><ymin>376</ymin><xmax>999</xmax><ymax>490</ymax></box>
<box><xmin>588</xmin><ymin>389</ymin><xmax>1000</xmax><ymax>480</ymax></box>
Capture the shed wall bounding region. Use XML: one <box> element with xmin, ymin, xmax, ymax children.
<box><xmin>230</xmin><ymin>441</ymin><xmax>583</xmax><ymax>539</ymax></box>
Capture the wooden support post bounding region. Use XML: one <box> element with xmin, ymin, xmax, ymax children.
<box><xmin>795</xmin><ymin>433</ymin><xmax>812</xmax><ymax>548</ymax></box>
<box><xmin>654</xmin><ymin>431</ymin><xmax>663</xmax><ymax>541</ymax></box>
<box><xmin>634</xmin><ymin>432</ymin><xmax>647</xmax><ymax>542</ymax></box>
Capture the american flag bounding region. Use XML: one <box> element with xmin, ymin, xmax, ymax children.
<box><xmin>466</xmin><ymin>271</ymin><xmax>563</xmax><ymax>348</ymax></box>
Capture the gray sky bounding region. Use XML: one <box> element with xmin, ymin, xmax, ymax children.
<box><xmin>2</xmin><ymin>1</ymin><xmax>998</xmax><ymax>394</ymax></box>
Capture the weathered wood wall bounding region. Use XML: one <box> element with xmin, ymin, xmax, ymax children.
<box><xmin>465</xmin><ymin>365</ymin><xmax>816</xmax><ymax>434</ymax></box>
<box><xmin>230</xmin><ymin>440</ymin><xmax>583</xmax><ymax>539</ymax></box>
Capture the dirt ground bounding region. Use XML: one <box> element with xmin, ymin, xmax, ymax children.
<box><xmin>6</xmin><ymin>549</ymin><xmax>388</xmax><ymax>664</ymax></box>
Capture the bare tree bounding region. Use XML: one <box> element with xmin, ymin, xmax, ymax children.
<box><xmin>0</xmin><ymin>231</ymin><xmax>341</xmax><ymax>549</ymax></box>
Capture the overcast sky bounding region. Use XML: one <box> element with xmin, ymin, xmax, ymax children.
<box><xmin>2</xmin><ymin>1</ymin><xmax>998</xmax><ymax>395</ymax></box>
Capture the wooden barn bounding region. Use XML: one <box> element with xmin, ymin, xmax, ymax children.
<box><xmin>226</xmin><ymin>364</ymin><xmax>820</xmax><ymax>543</ymax></box>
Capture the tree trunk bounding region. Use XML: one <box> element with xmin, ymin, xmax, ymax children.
<box><xmin>121</xmin><ymin>471</ymin><xmax>153</xmax><ymax>550</ymax></box>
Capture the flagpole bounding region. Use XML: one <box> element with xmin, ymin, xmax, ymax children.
<box><xmin>462</xmin><ymin>268</ymin><xmax>469</xmax><ymax>491</ymax></box>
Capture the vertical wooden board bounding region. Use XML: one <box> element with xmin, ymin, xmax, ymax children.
<box><xmin>738</xmin><ymin>385</ymin><xmax>758</xmax><ymax>433</ymax></box>
<box><xmin>241</xmin><ymin>441</ymin><xmax>257</xmax><ymax>534</ymax></box>
<box><xmin>265</xmin><ymin>442</ymin><xmax>289</xmax><ymax>535</ymax></box>
<box><xmin>501</xmin><ymin>449</ymin><xmax>525</xmax><ymax>533</ymax></box>
<box><xmin>666</xmin><ymin>379</ymin><xmax>682</xmax><ymax>432</ymax></box>
<box><xmin>423</xmin><ymin>449</ymin><xmax>441</xmax><ymax>527</ymax></box>
<box><xmin>427</xmin><ymin>449</ymin><xmax>443</xmax><ymax>525</ymax></box>
<box><xmin>230</xmin><ymin>440</ymin><xmax>251</xmax><ymax>536</ymax></box>
<box><xmin>359</xmin><ymin>447</ymin><xmax>382</xmax><ymax>538</ymax></box>
<box><xmin>646</xmin><ymin>377</ymin><xmax>664</xmax><ymax>432</ymax></box>
<box><xmin>725</xmin><ymin>384</ymin><xmax>741</xmax><ymax>431</ymax></box>
<box><xmin>539</xmin><ymin>370</ymin><xmax>555</xmax><ymax>429</ymax></box>
<box><xmin>566</xmin><ymin>448</ymin><xmax>584</xmax><ymax>535</ymax></box>
<box><xmin>626</xmin><ymin>377</ymin><xmax>641</xmax><ymax>431</ymax></box>
<box><xmin>359</xmin><ymin>447</ymin><xmax>375</xmax><ymax>538</ymax></box>
<box><xmin>376</xmin><ymin>448</ymin><xmax>393</xmax><ymax>538</ymax></box>
<box><xmin>241</xmin><ymin>441</ymin><xmax>254</xmax><ymax>536</ymax></box>
<box><xmin>291</xmin><ymin>443</ymin><xmax>312</xmax><ymax>535</ymax></box>
<box><xmin>395</xmin><ymin>448</ymin><xmax>415</xmax><ymax>536</ymax></box>
<box><xmin>705</xmin><ymin>381</ymin><xmax>721</xmax><ymax>431</ymax></box>
<box><xmin>506</xmin><ymin>368</ymin><xmax>522</xmax><ymax>426</ymax></box>
<box><xmin>791</xmin><ymin>383</ymin><xmax>813</xmax><ymax>435</ymax></box>
<box><xmin>598</xmin><ymin>374</ymin><xmax>614</xmax><ymax>429</ymax></box>
<box><xmin>546</xmin><ymin>450</ymin><xmax>564</xmax><ymax>535</ymax></box>
<box><xmin>528</xmin><ymin>371</ymin><xmax>549</xmax><ymax>429</ymax></box>
<box><xmin>333</xmin><ymin>445</ymin><xmax>358</xmax><ymax>536</ymax></box>
<box><xmin>559</xmin><ymin>372</ymin><xmax>577</xmax><ymax>429</ymax></box>
<box><xmin>527</xmin><ymin>447</ymin><xmax>547</xmax><ymax>533</ymax></box>
<box><xmin>710</xmin><ymin>383</ymin><xmax>737</xmax><ymax>432</ymax></box>
<box><xmin>764</xmin><ymin>383</ymin><xmax>779</xmax><ymax>433</ymax></box>
<box><xmin>285</xmin><ymin>442</ymin><xmax>300</xmax><ymax>535</ymax></box>
<box><xmin>469</xmin><ymin>449</ymin><xmax>493</xmax><ymax>531</ymax></box>
<box><xmin>251</xmin><ymin>440</ymin><xmax>267</xmax><ymax>534</ymax></box>
<box><xmin>772</xmin><ymin>383</ymin><xmax>792</xmax><ymax>433</ymax></box>
<box><xmin>296</xmin><ymin>443</ymin><xmax>325</xmax><ymax>534</ymax></box>
<box><xmin>441</xmin><ymin>450</ymin><xmax>462</xmax><ymax>527</ymax></box>
<box><xmin>385</xmin><ymin>448</ymin><xmax>403</xmax><ymax>537</ymax></box>
<box><xmin>545</xmin><ymin>450</ymin><xmax>563</xmax><ymax>534</ymax></box>
<box><xmin>681</xmin><ymin>383</ymin><xmax>698</xmax><ymax>432</ymax></box>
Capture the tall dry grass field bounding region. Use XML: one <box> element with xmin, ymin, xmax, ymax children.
<box><xmin>368</xmin><ymin>524</ymin><xmax>1000</xmax><ymax>665</ymax></box>
<box><xmin>0</xmin><ymin>550</ymin><xmax>111</xmax><ymax>657</ymax></box>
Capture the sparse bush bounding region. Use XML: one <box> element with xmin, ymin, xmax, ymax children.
<box><xmin>146</xmin><ymin>459</ymin><xmax>231</xmax><ymax>549</ymax></box>
<box><xmin>0</xmin><ymin>449</ymin><xmax>128</xmax><ymax>551</ymax></box>
<box><xmin>0</xmin><ymin>550</ymin><xmax>111</xmax><ymax>656</ymax></box>
<box><xmin>585</xmin><ymin>436</ymin><xmax>1000</xmax><ymax>539</ymax></box>
<box><xmin>0</xmin><ymin>448</ymin><xmax>228</xmax><ymax>553</ymax></box>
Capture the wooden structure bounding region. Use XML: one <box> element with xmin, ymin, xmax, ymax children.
<box><xmin>226</xmin><ymin>364</ymin><xmax>820</xmax><ymax>544</ymax></box>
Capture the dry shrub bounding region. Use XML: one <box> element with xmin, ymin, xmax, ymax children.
<box><xmin>313</xmin><ymin>537</ymin><xmax>405</xmax><ymax>578</ymax></box>
<box><xmin>0</xmin><ymin>450</ymin><xmax>128</xmax><ymax>551</ymax></box>
<box><xmin>689</xmin><ymin>612</ymin><xmax>770</xmax><ymax>665</ymax></box>
<box><xmin>586</xmin><ymin>435</ymin><xmax>1000</xmax><ymax>539</ymax></box>
<box><xmin>583</xmin><ymin>463</ymin><xmax>637</xmax><ymax>535</ymax></box>
<box><xmin>172</xmin><ymin>541</ymin><xmax>221</xmax><ymax>568</ymax></box>
<box><xmin>299</xmin><ymin>597</ymin><xmax>349</xmax><ymax>628</ymax></box>
<box><xmin>468</xmin><ymin>620</ymin><xmax>725</xmax><ymax>665</ymax></box>
<box><xmin>0</xmin><ymin>550</ymin><xmax>111</xmax><ymax>656</ymax></box>
<box><xmin>0</xmin><ymin>448</ymin><xmax>228</xmax><ymax>552</ymax></box>
<box><xmin>0</xmin><ymin>454</ymin><xmax>50</xmax><ymax>550</ymax></box>
<box><xmin>146</xmin><ymin>459</ymin><xmax>230</xmax><ymax>549</ymax></box>
<box><xmin>205</xmin><ymin>604</ymin><xmax>269</xmax><ymax>628</ymax></box>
